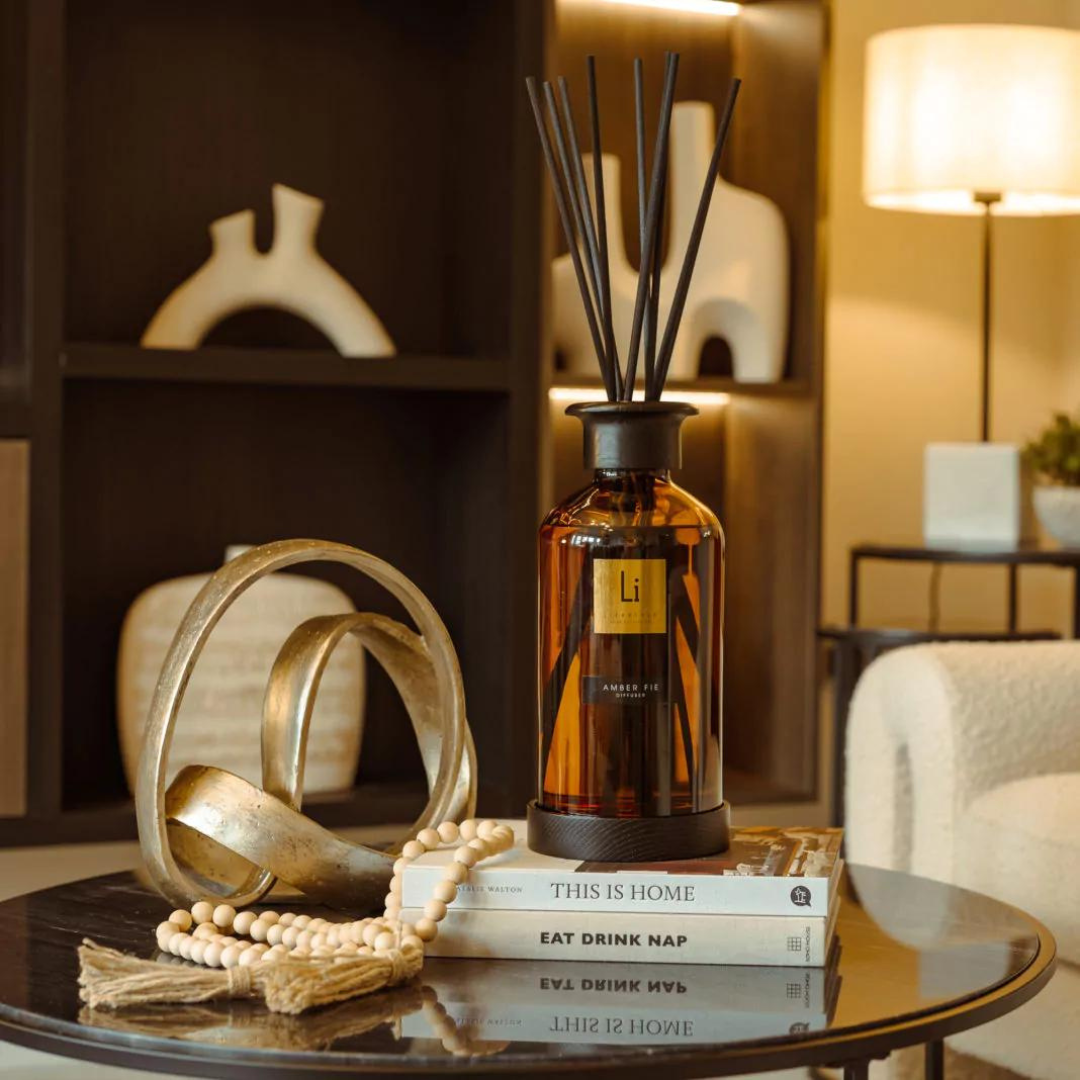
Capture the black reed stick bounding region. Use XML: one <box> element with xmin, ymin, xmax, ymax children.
<box><xmin>633</xmin><ymin>58</ymin><xmax>652</xmax><ymax>400</ymax></box>
<box><xmin>645</xmin><ymin>139</ymin><xmax>666</xmax><ymax>399</ymax></box>
<box><xmin>623</xmin><ymin>52</ymin><xmax>678</xmax><ymax>401</ymax></box>
<box><xmin>652</xmin><ymin>77</ymin><xmax>741</xmax><ymax>396</ymax></box>
<box><xmin>556</xmin><ymin>77</ymin><xmax>604</xmax><ymax>326</ymax></box>
<box><xmin>586</xmin><ymin>55</ymin><xmax>622</xmax><ymax>402</ymax></box>
<box><xmin>526</xmin><ymin>77</ymin><xmax>615</xmax><ymax>400</ymax></box>
<box><xmin>544</xmin><ymin>82</ymin><xmax>604</xmax><ymax>328</ymax></box>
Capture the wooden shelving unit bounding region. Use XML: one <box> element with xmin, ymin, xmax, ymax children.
<box><xmin>0</xmin><ymin>0</ymin><xmax>826</xmax><ymax>845</ymax></box>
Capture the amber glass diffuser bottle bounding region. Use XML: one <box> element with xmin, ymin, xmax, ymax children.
<box><xmin>525</xmin><ymin>53</ymin><xmax>740</xmax><ymax>858</ymax></box>
<box><xmin>529</xmin><ymin>403</ymin><xmax>728</xmax><ymax>860</ymax></box>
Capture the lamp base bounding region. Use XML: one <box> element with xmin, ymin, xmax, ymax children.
<box><xmin>526</xmin><ymin>800</ymin><xmax>731</xmax><ymax>862</ymax></box>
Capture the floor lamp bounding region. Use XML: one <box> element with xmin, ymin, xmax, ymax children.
<box><xmin>863</xmin><ymin>23</ymin><xmax>1080</xmax><ymax>545</ymax></box>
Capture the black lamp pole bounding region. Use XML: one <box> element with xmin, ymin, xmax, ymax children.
<box><xmin>976</xmin><ymin>191</ymin><xmax>1001</xmax><ymax>442</ymax></box>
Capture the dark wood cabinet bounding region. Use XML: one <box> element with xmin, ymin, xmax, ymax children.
<box><xmin>0</xmin><ymin>0</ymin><xmax>825</xmax><ymax>845</ymax></box>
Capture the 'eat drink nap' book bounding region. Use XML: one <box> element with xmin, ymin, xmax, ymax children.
<box><xmin>403</xmin><ymin>888</ymin><xmax>840</xmax><ymax>967</ymax></box>
<box><xmin>403</xmin><ymin>824</ymin><xmax>843</xmax><ymax>918</ymax></box>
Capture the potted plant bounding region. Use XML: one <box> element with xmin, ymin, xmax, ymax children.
<box><xmin>1024</xmin><ymin>412</ymin><xmax>1080</xmax><ymax>547</ymax></box>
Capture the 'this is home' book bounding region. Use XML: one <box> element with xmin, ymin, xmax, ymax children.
<box><xmin>402</xmin><ymin>824</ymin><xmax>843</xmax><ymax>918</ymax></box>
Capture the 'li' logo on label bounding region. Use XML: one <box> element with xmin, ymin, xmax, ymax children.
<box><xmin>593</xmin><ymin>559</ymin><xmax>667</xmax><ymax>634</ymax></box>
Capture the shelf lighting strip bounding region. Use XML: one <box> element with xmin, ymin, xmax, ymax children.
<box><xmin>548</xmin><ymin>386</ymin><xmax>730</xmax><ymax>407</ymax></box>
<box><xmin>567</xmin><ymin>0</ymin><xmax>740</xmax><ymax>16</ymax></box>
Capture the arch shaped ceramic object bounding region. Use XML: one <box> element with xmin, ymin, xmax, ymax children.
<box><xmin>553</xmin><ymin>102</ymin><xmax>789</xmax><ymax>384</ymax></box>
<box><xmin>136</xmin><ymin>539</ymin><xmax>476</xmax><ymax>910</ymax></box>
<box><xmin>142</xmin><ymin>185</ymin><xmax>395</xmax><ymax>357</ymax></box>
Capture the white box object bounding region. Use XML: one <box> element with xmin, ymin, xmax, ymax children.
<box><xmin>923</xmin><ymin>443</ymin><xmax>1033</xmax><ymax>546</ymax></box>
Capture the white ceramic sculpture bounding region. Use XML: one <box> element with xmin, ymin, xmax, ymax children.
<box><xmin>142</xmin><ymin>184</ymin><xmax>395</xmax><ymax>357</ymax></box>
<box><xmin>118</xmin><ymin>548</ymin><xmax>366</xmax><ymax>796</ymax></box>
<box><xmin>553</xmin><ymin>102</ymin><xmax>789</xmax><ymax>384</ymax></box>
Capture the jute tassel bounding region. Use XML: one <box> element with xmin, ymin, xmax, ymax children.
<box><xmin>78</xmin><ymin>938</ymin><xmax>424</xmax><ymax>1016</ymax></box>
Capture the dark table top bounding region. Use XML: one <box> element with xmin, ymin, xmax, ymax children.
<box><xmin>0</xmin><ymin>866</ymin><xmax>1056</xmax><ymax>1078</ymax></box>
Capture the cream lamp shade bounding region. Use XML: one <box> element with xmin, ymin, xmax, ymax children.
<box><xmin>863</xmin><ymin>24</ymin><xmax>1080</xmax><ymax>216</ymax></box>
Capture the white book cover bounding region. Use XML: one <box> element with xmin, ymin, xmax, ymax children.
<box><xmin>403</xmin><ymin>887</ymin><xmax>839</xmax><ymax>968</ymax></box>
<box><xmin>403</xmin><ymin>823</ymin><xmax>843</xmax><ymax>918</ymax></box>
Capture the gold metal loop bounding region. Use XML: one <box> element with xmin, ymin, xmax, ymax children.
<box><xmin>136</xmin><ymin>539</ymin><xmax>477</xmax><ymax>908</ymax></box>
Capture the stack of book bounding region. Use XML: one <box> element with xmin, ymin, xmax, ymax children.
<box><xmin>402</xmin><ymin>825</ymin><xmax>844</xmax><ymax>968</ymax></box>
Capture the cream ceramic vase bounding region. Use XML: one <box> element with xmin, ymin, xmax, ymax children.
<box><xmin>118</xmin><ymin>548</ymin><xmax>365</xmax><ymax>796</ymax></box>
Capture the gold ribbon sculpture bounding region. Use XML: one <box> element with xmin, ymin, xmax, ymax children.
<box><xmin>136</xmin><ymin>539</ymin><xmax>477</xmax><ymax>911</ymax></box>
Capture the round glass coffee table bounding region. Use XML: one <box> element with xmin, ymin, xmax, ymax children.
<box><xmin>0</xmin><ymin>864</ymin><xmax>1055</xmax><ymax>1078</ymax></box>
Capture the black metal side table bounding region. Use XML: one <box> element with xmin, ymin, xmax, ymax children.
<box><xmin>822</xmin><ymin>539</ymin><xmax>1080</xmax><ymax>825</ymax></box>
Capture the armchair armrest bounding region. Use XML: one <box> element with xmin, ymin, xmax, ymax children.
<box><xmin>845</xmin><ymin>641</ymin><xmax>1080</xmax><ymax>882</ymax></box>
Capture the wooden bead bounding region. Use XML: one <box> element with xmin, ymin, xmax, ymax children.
<box><xmin>179</xmin><ymin>936</ymin><xmax>194</xmax><ymax>961</ymax></box>
<box><xmin>261</xmin><ymin>948</ymin><xmax>283</xmax><ymax>963</ymax></box>
<box><xmin>467</xmin><ymin>838</ymin><xmax>489</xmax><ymax>856</ymax></box>
<box><xmin>232</xmin><ymin>911</ymin><xmax>257</xmax><ymax>936</ymax></box>
<box><xmin>292</xmin><ymin>914</ymin><xmax>312</xmax><ymax>929</ymax></box>
<box><xmin>189</xmin><ymin>939</ymin><xmax>207</xmax><ymax>965</ymax></box>
<box><xmin>402</xmin><ymin>934</ymin><xmax>423</xmax><ymax>950</ymax></box>
<box><xmin>291</xmin><ymin>948</ymin><xmax>311</xmax><ymax>960</ymax></box>
<box><xmin>193</xmin><ymin>922</ymin><xmax>217</xmax><ymax>940</ymax></box>
<box><xmin>308</xmin><ymin>918</ymin><xmax>327</xmax><ymax>933</ymax></box>
<box><xmin>423</xmin><ymin>899</ymin><xmax>448</xmax><ymax>922</ymax></box>
<box><xmin>374</xmin><ymin>931</ymin><xmax>398</xmax><ymax>951</ymax></box>
<box><xmin>156</xmin><ymin>930</ymin><xmax>174</xmax><ymax>952</ymax></box>
<box><xmin>326</xmin><ymin>926</ymin><xmax>341</xmax><ymax>947</ymax></box>
<box><xmin>167</xmin><ymin>932</ymin><xmax>186</xmax><ymax>956</ymax></box>
<box><xmin>477</xmin><ymin>820</ymin><xmax>498</xmax><ymax>840</ymax></box>
<box><xmin>362</xmin><ymin>923</ymin><xmax>381</xmax><ymax>947</ymax></box>
<box><xmin>444</xmin><ymin>861</ymin><xmax>469</xmax><ymax>885</ymax></box>
<box><xmin>203</xmin><ymin>942</ymin><xmax>224</xmax><ymax>968</ymax></box>
<box><xmin>393</xmin><ymin>857</ymin><xmax>409</xmax><ymax>876</ymax></box>
<box><xmin>191</xmin><ymin>901</ymin><xmax>214</xmax><ymax>925</ymax></box>
<box><xmin>402</xmin><ymin>840</ymin><xmax>426</xmax><ymax>859</ymax></box>
<box><xmin>278</xmin><ymin>912</ymin><xmax>296</xmax><ymax>927</ymax></box>
<box><xmin>212</xmin><ymin>904</ymin><xmax>236</xmax><ymax>928</ymax></box>
<box><xmin>453</xmin><ymin>845</ymin><xmax>479</xmax><ymax>868</ymax></box>
<box><xmin>459</xmin><ymin>820</ymin><xmax>478</xmax><ymax>841</ymax></box>
<box><xmin>265</xmin><ymin>923</ymin><xmax>284</xmax><ymax>946</ymax></box>
<box><xmin>259</xmin><ymin>911</ymin><xmax>280</xmax><ymax>926</ymax></box>
<box><xmin>389</xmin><ymin>876</ymin><xmax>403</xmax><ymax>895</ymax></box>
<box><xmin>433</xmin><ymin>880</ymin><xmax>457</xmax><ymax>904</ymax></box>
<box><xmin>281</xmin><ymin>926</ymin><xmax>300</xmax><ymax>949</ymax></box>
<box><xmin>337</xmin><ymin>942</ymin><xmax>359</xmax><ymax>956</ymax></box>
<box><xmin>249</xmin><ymin>920</ymin><xmax>269</xmax><ymax>943</ymax></box>
<box><xmin>437</xmin><ymin>820</ymin><xmax>460</xmax><ymax>844</ymax></box>
<box><xmin>384</xmin><ymin>891</ymin><xmax>397</xmax><ymax>910</ymax></box>
<box><xmin>169</xmin><ymin>909</ymin><xmax>193</xmax><ymax>931</ymax></box>
<box><xmin>238</xmin><ymin>947</ymin><xmax>260</xmax><ymax>967</ymax></box>
<box><xmin>310</xmin><ymin>933</ymin><xmax>327</xmax><ymax>950</ymax></box>
<box><xmin>157</xmin><ymin>920</ymin><xmax>180</xmax><ymax>940</ymax></box>
<box><xmin>218</xmin><ymin>937</ymin><xmax>238</xmax><ymax>948</ymax></box>
<box><xmin>220</xmin><ymin>945</ymin><xmax>242</xmax><ymax>969</ymax></box>
<box><xmin>417</xmin><ymin>827</ymin><xmax>441</xmax><ymax>849</ymax></box>
<box><xmin>296</xmin><ymin>930</ymin><xmax>314</xmax><ymax>950</ymax></box>
<box><xmin>492</xmin><ymin>824</ymin><xmax>513</xmax><ymax>842</ymax></box>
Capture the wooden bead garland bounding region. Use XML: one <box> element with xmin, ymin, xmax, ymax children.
<box><xmin>79</xmin><ymin>819</ymin><xmax>513</xmax><ymax>1016</ymax></box>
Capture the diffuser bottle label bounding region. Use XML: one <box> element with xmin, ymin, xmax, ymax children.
<box><xmin>582</xmin><ymin>675</ymin><xmax>667</xmax><ymax>707</ymax></box>
<box><xmin>593</xmin><ymin>559</ymin><xmax>667</xmax><ymax>634</ymax></box>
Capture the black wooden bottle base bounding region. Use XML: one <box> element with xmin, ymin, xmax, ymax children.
<box><xmin>527</xmin><ymin>800</ymin><xmax>731</xmax><ymax>862</ymax></box>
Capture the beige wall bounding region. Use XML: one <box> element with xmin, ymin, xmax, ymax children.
<box><xmin>824</xmin><ymin>0</ymin><xmax>1080</xmax><ymax>637</ymax></box>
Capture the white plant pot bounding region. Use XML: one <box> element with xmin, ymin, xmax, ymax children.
<box><xmin>1033</xmin><ymin>485</ymin><xmax>1080</xmax><ymax>548</ymax></box>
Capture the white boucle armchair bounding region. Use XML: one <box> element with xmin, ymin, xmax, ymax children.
<box><xmin>845</xmin><ymin>641</ymin><xmax>1080</xmax><ymax>1079</ymax></box>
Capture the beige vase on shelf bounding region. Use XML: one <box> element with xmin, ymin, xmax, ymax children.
<box><xmin>117</xmin><ymin>546</ymin><xmax>365</xmax><ymax>797</ymax></box>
